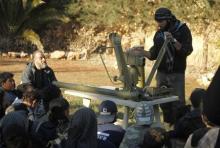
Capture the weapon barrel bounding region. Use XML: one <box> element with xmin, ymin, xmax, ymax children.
<box><xmin>53</xmin><ymin>81</ymin><xmax>140</xmax><ymax>99</ymax></box>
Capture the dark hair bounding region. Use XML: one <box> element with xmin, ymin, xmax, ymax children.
<box><xmin>22</xmin><ymin>89</ymin><xmax>41</xmax><ymax>102</ymax></box>
<box><xmin>190</xmin><ymin>88</ymin><xmax>206</xmax><ymax>109</ymax></box>
<box><xmin>48</xmin><ymin>97</ymin><xmax>69</xmax><ymax>123</ymax></box>
<box><xmin>66</xmin><ymin>107</ymin><xmax>97</xmax><ymax>148</ymax></box>
<box><xmin>0</xmin><ymin>72</ymin><xmax>14</xmax><ymax>86</ymax></box>
<box><xmin>140</xmin><ymin>127</ymin><xmax>166</xmax><ymax>148</ymax></box>
<box><xmin>16</xmin><ymin>83</ymin><xmax>34</xmax><ymax>99</ymax></box>
<box><xmin>41</xmin><ymin>84</ymin><xmax>62</xmax><ymax>112</ymax></box>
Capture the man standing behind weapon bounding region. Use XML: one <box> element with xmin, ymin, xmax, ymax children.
<box><xmin>132</xmin><ymin>7</ymin><xmax>193</xmax><ymax>123</ymax></box>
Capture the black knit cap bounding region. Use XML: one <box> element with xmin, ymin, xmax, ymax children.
<box><xmin>203</xmin><ymin>66</ymin><xmax>220</xmax><ymax>125</ymax></box>
<box><xmin>154</xmin><ymin>7</ymin><xmax>172</xmax><ymax>21</ymax></box>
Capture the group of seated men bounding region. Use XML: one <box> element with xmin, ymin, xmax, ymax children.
<box><xmin>0</xmin><ymin>50</ymin><xmax>219</xmax><ymax>148</ymax></box>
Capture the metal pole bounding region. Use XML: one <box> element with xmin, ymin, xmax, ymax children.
<box><xmin>153</xmin><ymin>105</ymin><xmax>162</xmax><ymax>127</ymax></box>
<box><xmin>53</xmin><ymin>81</ymin><xmax>140</xmax><ymax>100</ymax></box>
<box><xmin>109</xmin><ymin>33</ymin><xmax>132</xmax><ymax>90</ymax></box>
<box><xmin>137</xmin><ymin>66</ymin><xmax>145</xmax><ymax>88</ymax></box>
<box><xmin>123</xmin><ymin>106</ymin><xmax>129</xmax><ymax>129</ymax></box>
<box><xmin>145</xmin><ymin>38</ymin><xmax>169</xmax><ymax>87</ymax></box>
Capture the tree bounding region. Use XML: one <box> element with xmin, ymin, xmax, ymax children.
<box><xmin>0</xmin><ymin>0</ymin><xmax>70</xmax><ymax>51</ymax></box>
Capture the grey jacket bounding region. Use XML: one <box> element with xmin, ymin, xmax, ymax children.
<box><xmin>21</xmin><ymin>62</ymin><xmax>57</xmax><ymax>89</ymax></box>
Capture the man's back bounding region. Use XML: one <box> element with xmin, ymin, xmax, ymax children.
<box><xmin>119</xmin><ymin>125</ymin><xmax>149</xmax><ymax>148</ymax></box>
<box><xmin>185</xmin><ymin>127</ymin><xmax>220</xmax><ymax>148</ymax></box>
<box><xmin>98</xmin><ymin>123</ymin><xmax>125</xmax><ymax>148</ymax></box>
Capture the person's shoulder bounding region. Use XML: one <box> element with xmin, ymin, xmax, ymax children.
<box><xmin>203</xmin><ymin>127</ymin><xmax>220</xmax><ymax>140</ymax></box>
<box><xmin>45</xmin><ymin>66</ymin><xmax>55</xmax><ymax>73</ymax></box>
<box><xmin>127</xmin><ymin>124</ymin><xmax>148</xmax><ymax>130</ymax></box>
<box><xmin>114</xmin><ymin>124</ymin><xmax>125</xmax><ymax>132</ymax></box>
<box><xmin>120</xmin><ymin>125</ymin><xmax>147</xmax><ymax>148</ymax></box>
<box><xmin>178</xmin><ymin>22</ymin><xmax>191</xmax><ymax>32</ymax></box>
<box><xmin>124</xmin><ymin>125</ymin><xmax>148</xmax><ymax>138</ymax></box>
<box><xmin>154</xmin><ymin>30</ymin><xmax>163</xmax><ymax>36</ymax></box>
<box><xmin>99</xmin><ymin>123</ymin><xmax>125</xmax><ymax>132</ymax></box>
<box><xmin>25</xmin><ymin>62</ymin><xmax>34</xmax><ymax>68</ymax></box>
<box><xmin>23</xmin><ymin>62</ymin><xmax>34</xmax><ymax>72</ymax></box>
<box><xmin>154</xmin><ymin>31</ymin><xmax>165</xmax><ymax>42</ymax></box>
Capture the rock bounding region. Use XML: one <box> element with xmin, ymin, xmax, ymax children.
<box><xmin>147</xmin><ymin>0</ymin><xmax>161</xmax><ymax>4</ymax></box>
<box><xmin>8</xmin><ymin>52</ymin><xmax>20</xmax><ymax>58</ymax></box>
<box><xmin>67</xmin><ymin>51</ymin><xmax>77</xmax><ymax>60</ymax></box>
<box><xmin>50</xmin><ymin>50</ymin><xmax>66</xmax><ymax>59</ymax></box>
<box><xmin>66</xmin><ymin>51</ymin><xmax>87</xmax><ymax>60</ymax></box>
<box><xmin>75</xmin><ymin>53</ymin><xmax>81</xmax><ymax>60</ymax></box>
<box><xmin>20</xmin><ymin>52</ymin><xmax>28</xmax><ymax>58</ymax></box>
<box><xmin>2</xmin><ymin>53</ymin><xmax>8</xmax><ymax>57</ymax></box>
<box><xmin>79</xmin><ymin>50</ymin><xmax>89</xmax><ymax>60</ymax></box>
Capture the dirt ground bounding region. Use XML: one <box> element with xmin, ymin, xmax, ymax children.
<box><xmin>0</xmin><ymin>57</ymin><xmax>202</xmax><ymax>104</ymax></box>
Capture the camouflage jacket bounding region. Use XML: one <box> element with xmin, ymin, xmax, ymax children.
<box><xmin>119</xmin><ymin>125</ymin><xmax>149</xmax><ymax>148</ymax></box>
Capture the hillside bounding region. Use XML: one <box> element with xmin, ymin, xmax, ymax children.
<box><xmin>0</xmin><ymin>0</ymin><xmax>219</xmax><ymax>72</ymax></box>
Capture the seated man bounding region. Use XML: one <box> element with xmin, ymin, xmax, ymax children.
<box><xmin>0</xmin><ymin>72</ymin><xmax>17</xmax><ymax>110</ymax></box>
<box><xmin>168</xmin><ymin>88</ymin><xmax>206</xmax><ymax>142</ymax></box>
<box><xmin>34</xmin><ymin>84</ymin><xmax>62</xmax><ymax>121</ymax></box>
<box><xmin>119</xmin><ymin>102</ymin><xmax>154</xmax><ymax>148</ymax></box>
<box><xmin>31</xmin><ymin>97</ymin><xmax>69</xmax><ymax>148</ymax></box>
<box><xmin>97</xmin><ymin>100</ymin><xmax>125</xmax><ymax>148</ymax></box>
<box><xmin>12</xmin><ymin>83</ymin><xmax>34</xmax><ymax>104</ymax></box>
<box><xmin>21</xmin><ymin>50</ymin><xmax>57</xmax><ymax>89</ymax></box>
<box><xmin>5</xmin><ymin>89</ymin><xmax>41</xmax><ymax>121</ymax></box>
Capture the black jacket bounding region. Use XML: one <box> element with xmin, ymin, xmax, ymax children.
<box><xmin>149</xmin><ymin>20</ymin><xmax>193</xmax><ymax>73</ymax></box>
<box><xmin>21</xmin><ymin>62</ymin><xmax>57</xmax><ymax>89</ymax></box>
<box><xmin>98</xmin><ymin>123</ymin><xmax>125</xmax><ymax>148</ymax></box>
<box><xmin>168</xmin><ymin>109</ymin><xmax>206</xmax><ymax>141</ymax></box>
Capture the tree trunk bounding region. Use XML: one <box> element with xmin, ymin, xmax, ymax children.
<box><xmin>203</xmin><ymin>24</ymin><xmax>210</xmax><ymax>71</ymax></box>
